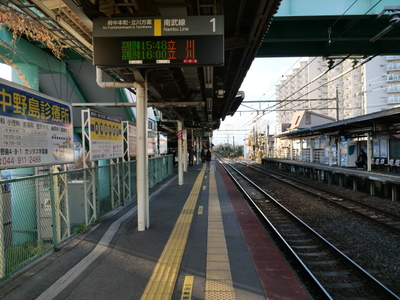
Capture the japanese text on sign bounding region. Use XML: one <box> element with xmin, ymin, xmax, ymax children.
<box><xmin>0</xmin><ymin>80</ymin><xmax>74</xmax><ymax>169</ymax></box>
<box><xmin>89</xmin><ymin>109</ymin><xmax>123</xmax><ymax>161</ymax></box>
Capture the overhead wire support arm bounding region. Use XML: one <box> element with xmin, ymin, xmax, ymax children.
<box><xmin>242</xmin><ymin>98</ymin><xmax>336</xmax><ymax>103</ymax></box>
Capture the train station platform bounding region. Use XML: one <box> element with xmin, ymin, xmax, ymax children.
<box><xmin>0</xmin><ymin>160</ymin><xmax>310</xmax><ymax>300</ymax></box>
<box><xmin>262</xmin><ymin>157</ymin><xmax>400</xmax><ymax>201</ymax></box>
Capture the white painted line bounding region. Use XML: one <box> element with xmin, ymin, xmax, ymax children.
<box><xmin>35</xmin><ymin>174</ymin><xmax>177</xmax><ymax>299</ymax></box>
<box><xmin>35</xmin><ymin>207</ymin><xmax>136</xmax><ymax>300</ymax></box>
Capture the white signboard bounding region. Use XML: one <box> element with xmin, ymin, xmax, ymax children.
<box><xmin>128</xmin><ymin>121</ymin><xmax>137</xmax><ymax>157</ymax></box>
<box><xmin>0</xmin><ymin>79</ymin><xmax>73</xmax><ymax>169</ymax></box>
<box><xmin>89</xmin><ymin>110</ymin><xmax>123</xmax><ymax>161</ymax></box>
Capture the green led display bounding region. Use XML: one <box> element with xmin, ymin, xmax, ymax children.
<box><xmin>93</xmin><ymin>36</ymin><xmax>223</xmax><ymax>67</ymax></box>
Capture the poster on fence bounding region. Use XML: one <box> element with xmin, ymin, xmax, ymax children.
<box><xmin>89</xmin><ymin>109</ymin><xmax>123</xmax><ymax>161</ymax></box>
<box><xmin>0</xmin><ymin>79</ymin><xmax>74</xmax><ymax>169</ymax></box>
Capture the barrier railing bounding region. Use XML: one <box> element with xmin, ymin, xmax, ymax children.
<box><xmin>0</xmin><ymin>155</ymin><xmax>173</xmax><ymax>280</ymax></box>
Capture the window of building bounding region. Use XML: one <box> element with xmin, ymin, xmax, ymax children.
<box><xmin>305</xmin><ymin>113</ymin><xmax>311</xmax><ymax>124</ymax></box>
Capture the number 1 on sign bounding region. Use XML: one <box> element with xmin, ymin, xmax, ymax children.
<box><xmin>210</xmin><ymin>18</ymin><xmax>215</xmax><ymax>32</ymax></box>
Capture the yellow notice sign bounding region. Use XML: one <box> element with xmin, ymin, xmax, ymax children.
<box><xmin>89</xmin><ymin>109</ymin><xmax>123</xmax><ymax>160</ymax></box>
<box><xmin>90</xmin><ymin>113</ymin><xmax>122</xmax><ymax>142</ymax></box>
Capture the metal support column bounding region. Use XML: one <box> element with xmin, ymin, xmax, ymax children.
<box><xmin>183</xmin><ymin>129</ymin><xmax>188</xmax><ymax>172</ymax></box>
<box><xmin>95</xmin><ymin>67</ymin><xmax>149</xmax><ymax>230</ymax></box>
<box><xmin>177</xmin><ymin>121</ymin><xmax>184</xmax><ymax>185</ymax></box>
<box><xmin>353</xmin><ymin>178</ymin><xmax>358</xmax><ymax>191</ymax></box>
<box><xmin>81</xmin><ymin>109</ymin><xmax>97</xmax><ymax>225</ymax></box>
<box><xmin>136</xmin><ymin>83</ymin><xmax>148</xmax><ymax>231</ymax></box>
<box><xmin>122</xmin><ymin>121</ymin><xmax>131</xmax><ymax>204</ymax></box>
<box><xmin>367</xmin><ymin>132</ymin><xmax>372</xmax><ymax>172</ymax></box>
<box><xmin>392</xmin><ymin>185</ymin><xmax>397</xmax><ymax>202</ymax></box>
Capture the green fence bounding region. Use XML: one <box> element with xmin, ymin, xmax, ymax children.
<box><xmin>0</xmin><ymin>155</ymin><xmax>173</xmax><ymax>280</ymax></box>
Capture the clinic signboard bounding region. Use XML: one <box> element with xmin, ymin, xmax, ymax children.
<box><xmin>0</xmin><ymin>79</ymin><xmax>73</xmax><ymax>169</ymax></box>
<box><xmin>89</xmin><ymin>109</ymin><xmax>123</xmax><ymax>161</ymax></box>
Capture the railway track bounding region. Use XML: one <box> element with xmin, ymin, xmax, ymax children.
<box><xmin>220</xmin><ymin>160</ymin><xmax>400</xmax><ymax>299</ymax></box>
<box><xmin>248</xmin><ymin>163</ymin><xmax>400</xmax><ymax>234</ymax></box>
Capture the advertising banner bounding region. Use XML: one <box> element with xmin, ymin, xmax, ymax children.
<box><xmin>0</xmin><ymin>79</ymin><xmax>73</xmax><ymax>169</ymax></box>
<box><xmin>89</xmin><ymin>109</ymin><xmax>123</xmax><ymax>161</ymax></box>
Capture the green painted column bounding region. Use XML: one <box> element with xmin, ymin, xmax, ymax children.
<box><xmin>98</xmin><ymin>160</ymin><xmax>111</xmax><ymax>213</ymax></box>
<box><xmin>10</xmin><ymin>63</ymin><xmax>39</xmax><ymax>245</ymax></box>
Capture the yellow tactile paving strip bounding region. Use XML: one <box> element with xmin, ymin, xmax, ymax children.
<box><xmin>206</xmin><ymin>164</ymin><xmax>235</xmax><ymax>300</ymax></box>
<box><xmin>141</xmin><ymin>164</ymin><xmax>206</xmax><ymax>300</ymax></box>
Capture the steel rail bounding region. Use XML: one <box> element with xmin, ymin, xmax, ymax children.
<box><xmin>250</xmin><ymin>164</ymin><xmax>400</xmax><ymax>233</ymax></box>
<box><xmin>220</xmin><ymin>159</ymin><xmax>400</xmax><ymax>300</ymax></box>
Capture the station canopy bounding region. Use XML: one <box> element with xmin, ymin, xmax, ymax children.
<box><xmin>7</xmin><ymin>0</ymin><xmax>282</xmax><ymax>132</ymax></box>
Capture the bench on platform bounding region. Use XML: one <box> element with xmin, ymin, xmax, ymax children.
<box><xmin>394</xmin><ymin>159</ymin><xmax>400</xmax><ymax>172</ymax></box>
<box><xmin>371</xmin><ymin>158</ymin><xmax>380</xmax><ymax>169</ymax></box>
<box><xmin>385</xmin><ymin>159</ymin><xmax>395</xmax><ymax>171</ymax></box>
<box><xmin>372</xmin><ymin>158</ymin><xmax>386</xmax><ymax>170</ymax></box>
<box><xmin>378</xmin><ymin>158</ymin><xmax>387</xmax><ymax>170</ymax></box>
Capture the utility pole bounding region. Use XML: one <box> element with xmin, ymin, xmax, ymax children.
<box><xmin>266</xmin><ymin>122</ymin><xmax>270</xmax><ymax>158</ymax></box>
<box><xmin>336</xmin><ymin>86</ymin><xmax>339</xmax><ymax>121</ymax></box>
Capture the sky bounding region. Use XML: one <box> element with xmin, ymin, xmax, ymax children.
<box><xmin>0</xmin><ymin>63</ymin><xmax>11</xmax><ymax>81</ymax></box>
<box><xmin>213</xmin><ymin>57</ymin><xmax>302</xmax><ymax>146</ymax></box>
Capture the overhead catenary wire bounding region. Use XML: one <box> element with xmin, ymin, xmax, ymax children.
<box><xmin>236</xmin><ymin>0</ymin><xmax>368</xmax><ymax>127</ymax></box>
<box><xmin>249</xmin><ymin>0</ymin><xmax>386</xmax><ymax>116</ymax></box>
<box><xmin>222</xmin><ymin>1</ymin><xmax>394</xmax><ymax>142</ymax></box>
<box><xmin>270</xmin><ymin>37</ymin><xmax>400</xmax><ymax>115</ymax></box>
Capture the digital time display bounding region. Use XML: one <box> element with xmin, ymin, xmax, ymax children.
<box><xmin>121</xmin><ymin>39</ymin><xmax>195</xmax><ymax>61</ymax></box>
<box><xmin>93</xmin><ymin>36</ymin><xmax>224</xmax><ymax>67</ymax></box>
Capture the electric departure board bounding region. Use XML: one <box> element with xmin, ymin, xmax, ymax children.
<box><xmin>93</xmin><ymin>16</ymin><xmax>224</xmax><ymax>67</ymax></box>
<box><xmin>93</xmin><ymin>36</ymin><xmax>223</xmax><ymax>67</ymax></box>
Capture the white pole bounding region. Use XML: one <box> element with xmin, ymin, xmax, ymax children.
<box><xmin>367</xmin><ymin>131</ymin><xmax>371</xmax><ymax>172</ymax></box>
<box><xmin>95</xmin><ymin>68</ymin><xmax>149</xmax><ymax>230</ymax></box>
<box><xmin>136</xmin><ymin>83</ymin><xmax>148</xmax><ymax>231</ymax></box>
<box><xmin>178</xmin><ymin>121</ymin><xmax>184</xmax><ymax>185</ymax></box>
<box><xmin>184</xmin><ymin>129</ymin><xmax>188</xmax><ymax>172</ymax></box>
<box><xmin>144</xmin><ymin>81</ymin><xmax>150</xmax><ymax>229</ymax></box>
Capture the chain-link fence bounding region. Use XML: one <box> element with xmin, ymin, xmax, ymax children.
<box><xmin>0</xmin><ymin>155</ymin><xmax>173</xmax><ymax>280</ymax></box>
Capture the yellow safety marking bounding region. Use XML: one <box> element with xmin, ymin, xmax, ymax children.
<box><xmin>141</xmin><ymin>164</ymin><xmax>206</xmax><ymax>300</ymax></box>
<box><xmin>180</xmin><ymin>276</ymin><xmax>194</xmax><ymax>300</ymax></box>
<box><xmin>198</xmin><ymin>206</ymin><xmax>203</xmax><ymax>214</ymax></box>
<box><xmin>154</xmin><ymin>19</ymin><xmax>162</xmax><ymax>36</ymax></box>
<box><xmin>206</xmin><ymin>164</ymin><xmax>235</xmax><ymax>299</ymax></box>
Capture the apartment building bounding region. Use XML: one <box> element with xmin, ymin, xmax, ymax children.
<box><xmin>275</xmin><ymin>56</ymin><xmax>400</xmax><ymax>125</ymax></box>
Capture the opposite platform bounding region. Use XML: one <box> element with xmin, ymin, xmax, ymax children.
<box><xmin>0</xmin><ymin>161</ymin><xmax>310</xmax><ymax>300</ymax></box>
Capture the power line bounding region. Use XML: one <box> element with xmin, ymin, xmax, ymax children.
<box><xmin>243</xmin><ymin>98</ymin><xmax>336</xmax><ymax>103</ymax></box>
<box><xmin>262</xmin><ymin>0</ymin><xmax>385</xmax><ymax>114</ymax></box>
